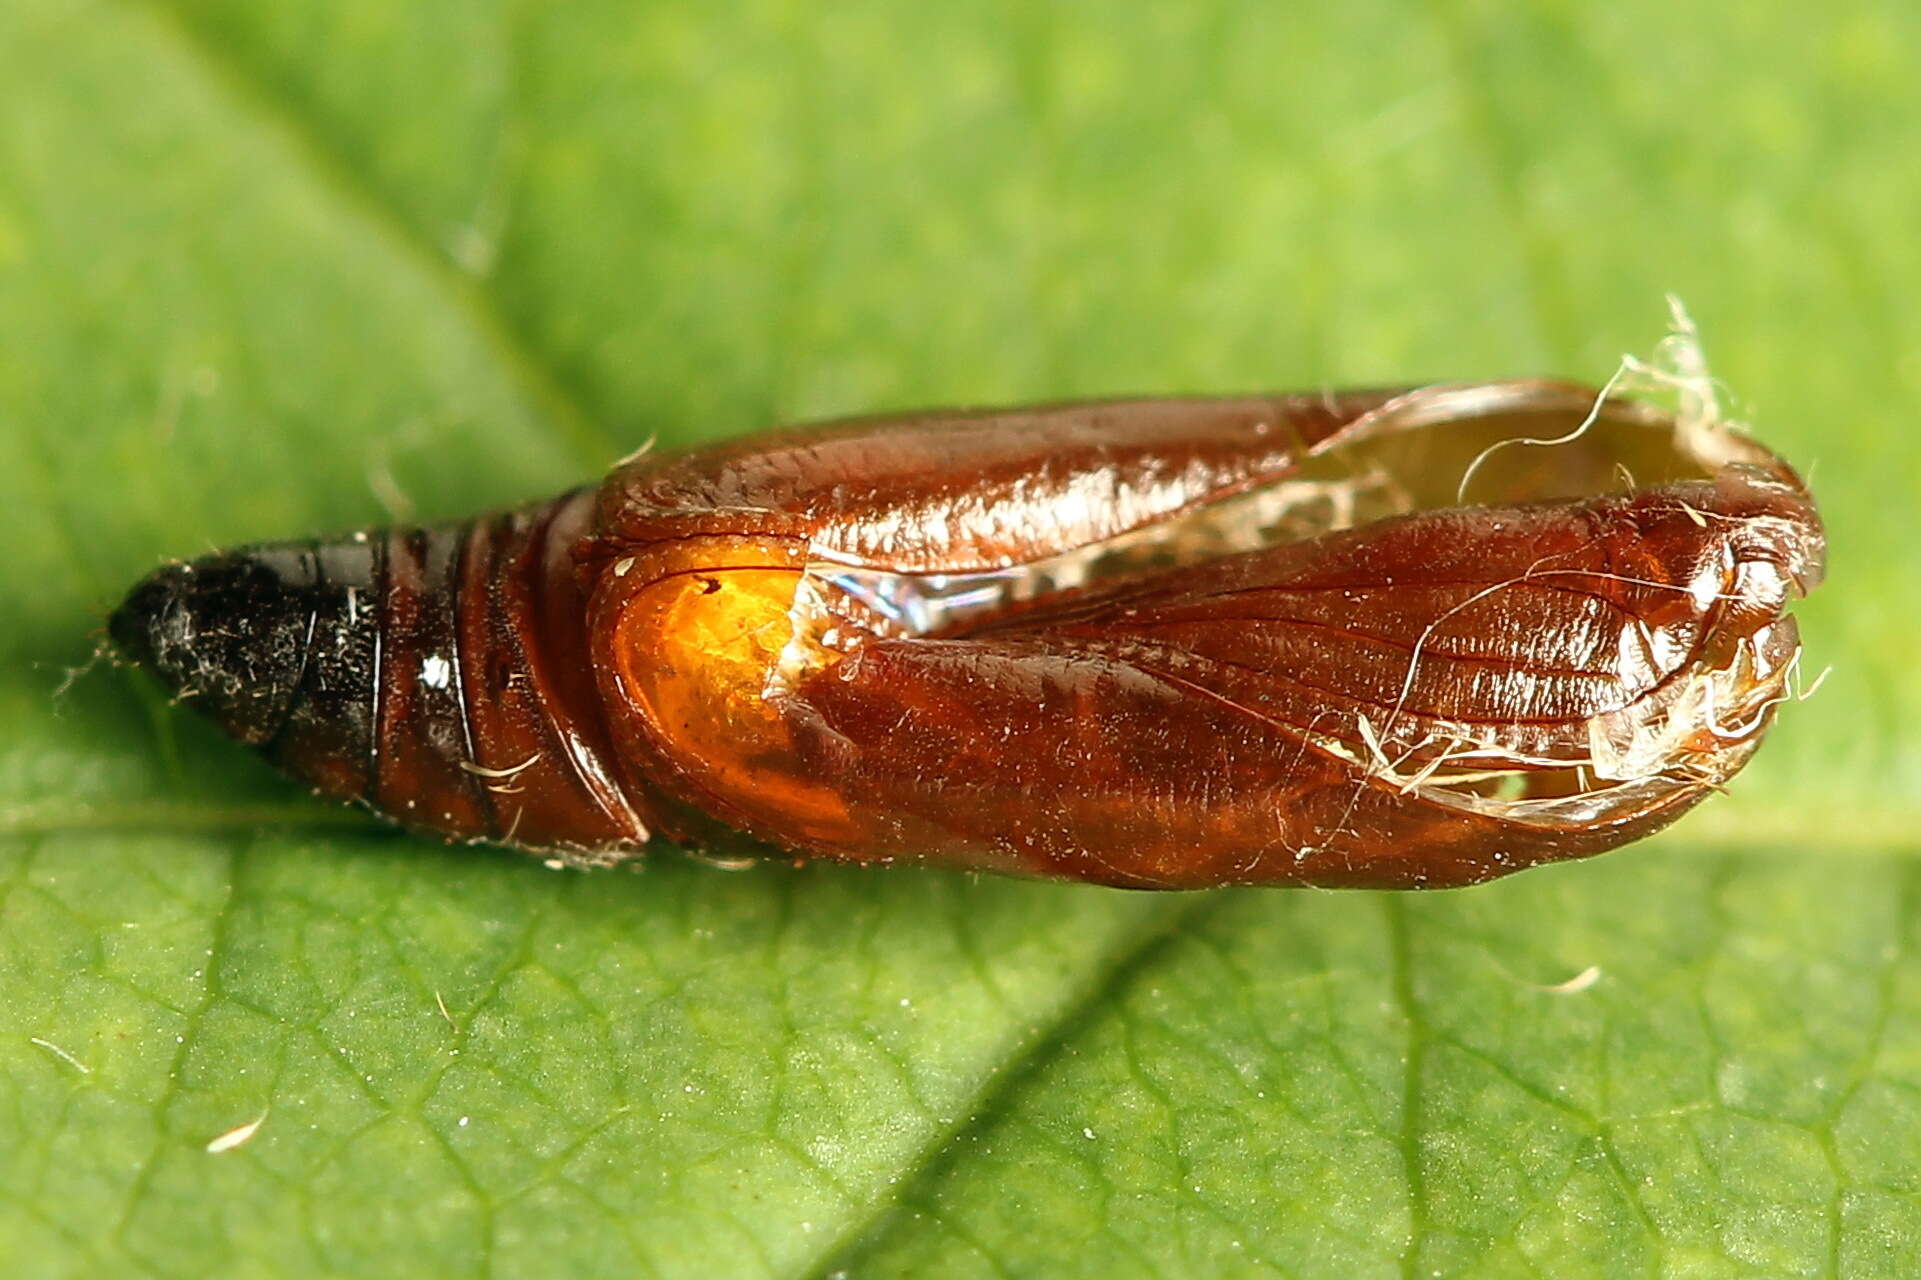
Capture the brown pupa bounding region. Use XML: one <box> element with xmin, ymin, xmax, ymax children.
<box><xmin>113</xmin><ymin>372</ymin><xmax>1822</xmax><ymax>888</ymax></box>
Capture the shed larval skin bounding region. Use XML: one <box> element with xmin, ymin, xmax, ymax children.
<box><xmin>113</xmin><ymin>382</ymin><xmax>1823</xmax><ymax>888</ymax></box>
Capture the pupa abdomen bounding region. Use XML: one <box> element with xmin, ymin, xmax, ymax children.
<box><xmin>113</xmin><ymin>489</ymin><xmax>679</xmax><ymax>856</ymax></box>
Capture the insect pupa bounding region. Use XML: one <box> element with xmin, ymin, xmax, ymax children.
<box><xmin>112</xmin><ymin>372</ymin><xmax>1822</xmax><ymax>888</ymax></box>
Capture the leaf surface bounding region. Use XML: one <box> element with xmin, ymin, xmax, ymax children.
<box><xmin>2</xmin><ymin>0</ymin><xmax>1918</xmax><ymax>1274</ymax></box>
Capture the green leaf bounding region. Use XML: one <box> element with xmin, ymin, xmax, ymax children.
<box><xmin>2</xmin><ymin>0</ymin><xmax>1916</xmax><ymax>1274</ymax></box>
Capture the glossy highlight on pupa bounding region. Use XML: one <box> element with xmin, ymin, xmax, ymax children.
<box><xmin>112</xmin><ymin>360</ymin><xmax>1824</xmax><ymax>888</ymax></box>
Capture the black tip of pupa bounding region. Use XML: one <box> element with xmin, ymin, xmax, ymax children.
<box><xmin>111</xmin><ymin>549</ymin><xmax>327</xmax><ymax>746</ymax></box>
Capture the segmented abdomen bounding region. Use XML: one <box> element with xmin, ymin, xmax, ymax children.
<box><xmin>111</xmin><ymin>489</ymin><xmax>669</xmax><ymax>857</ymax></box>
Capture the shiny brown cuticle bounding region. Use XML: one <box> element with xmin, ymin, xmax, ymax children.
<box><xmin>114</xmin><ymin>376</ymin><xmax>1822</xmax><ymax>888</ymax></box>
